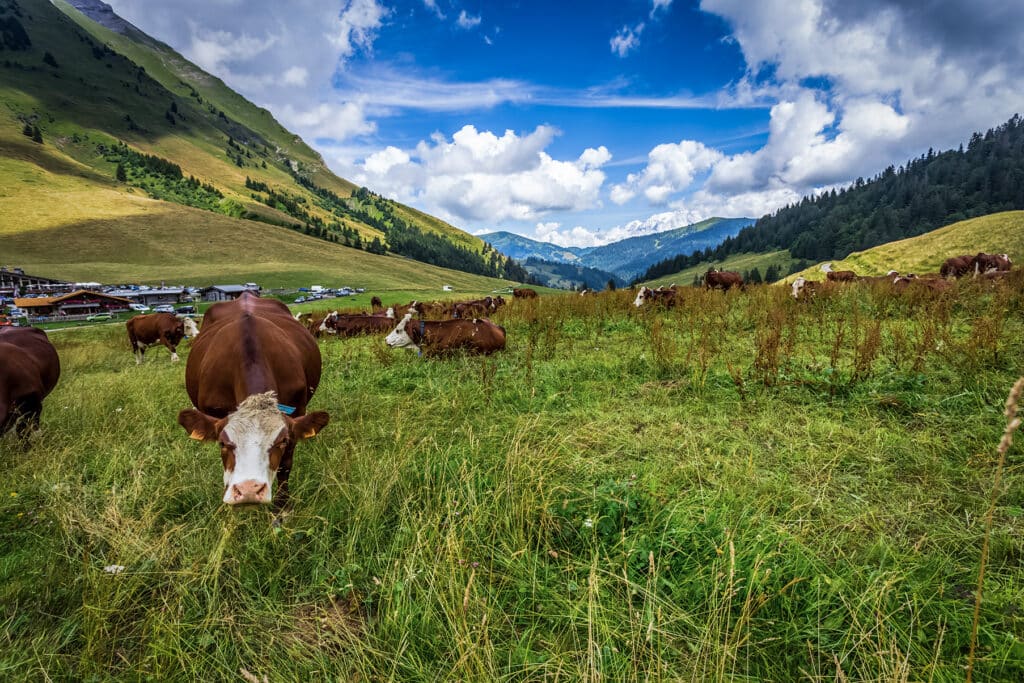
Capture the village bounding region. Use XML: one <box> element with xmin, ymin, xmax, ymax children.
<box><xmin>0</xmin><ymin>266</ymin><xmax>367</xmax><ymax>325</ymax></box>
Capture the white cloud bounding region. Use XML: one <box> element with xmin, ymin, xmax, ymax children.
<box><xmin>277</xmin><ymin>101</ymin><xmax>376</xmax><ymax>141</ymax></box>
<box><xmin>611</xmin><ymin>140</ymin><xmax>723</xmax><ymax>205</ymax></box>
<box><xmin>345</xmin><ymin>125</ymin><xmax>610</xmax><ymax>226</ymax></box>
<box><xmin>423</xmin><ymin>0</ymin><xmax>445</xmax><ymax>19</ymax></box>
<box><xmin>534</xmin><ymin>222</ymin><xmax>604</xmax><ymax>248</ymax></box>
<box><xmin>281</xmin><ymin>66</ymin><xmax>309</xmax><ymax>86</ymax></box>
<box><xmin>328</xmin><ymin>0</ymin><xmax>389</xmax><ymax>61</ymax></box>
<box><xmin>456</xmin><ymin>10</ymin><xmax>481</xmax><ymax>29</ymax></box>
<box><xmin>610</xmin><ymin>23</ymin><xmax>644</xmax><ymax>57</ymax></box>
<box><xmin>650</xmin><ymin>0</ymin><xmax>673</xmax><ymax>17</ymax></box>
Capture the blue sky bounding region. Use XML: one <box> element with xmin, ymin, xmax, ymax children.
<box><xmin>105</xmin><ymin>0</ymin><xmax>1024</xmax><ymax>246</ymax></box>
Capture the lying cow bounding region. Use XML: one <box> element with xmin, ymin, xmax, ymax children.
<box><xmin>512</xmin><ymin>288</ymin><xmax>538</xmax><ymax>299</ymax></box>
<box><xmin>892</xmin><ymin>274</ymin><xmax>952</xmax><ymax>293</ymax></box>
<box><xmin>633</xmin><ymin>285</ymin><xmax>678</xmax><ymax>307</ymax></box>
<box><xmin>973</xmin><ymin>252</ymin><xmax>1012</xmax><ymax>274</ymax></box>
<box><xmin>0</xmin><ymin>326</ymin><xmax>60</xmax><ymax>439</ymax></box>
<box><xmin>385</xmin><ymin>313</ymin><xmax>506</xmax><ymax>356</ymax></box>
<box><xmin>126</xmin><ymin>312</ymin><xmax>199</xmax><ymax>363</ymax></box>
<box><xmin>820</xmin><ymin>263</ymin><xmax>857</xmax><ymax>282</ymax></box>
<box><xmin>703</xmin><ymin>269</ymin><xmax>744</xmax><ymax>291</ymax></box>
<box><xmin>452</xmin><ymin>296</ymin><xmax>503</xmax><ymax>318</ymax></box>
<box><xmin>177</xmin><ymin>292</ymin><xmax>329</xmax><ymax>507</ymax></box>
<box><xmin>321</xmin><ymin>312</ymin><xmax>396</xmax><ymax>337</ymax></box>
<box><xmin>940</xmin><ymin>255</ymin><xmax>974</xmax><ymax>279</ymax></box>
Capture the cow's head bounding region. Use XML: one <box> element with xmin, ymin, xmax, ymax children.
<box><xmin>633</xmin><ymin>286</ymin><xmax>650</xmax><ymax>307</ymax></box>
<box><xmin>385</xmin><ymin>313</ymin><xmax>418</xmax><ymax>351</ymax></box>
<box><xmin>178</xmin><ymin>391</ymin><xmax>329</xmax><ymax>505</ymax></box>
<box><xmin>820</xmin><ymin>262</ymin><xmax>833</xmax><ymax>273</ymax></box>
<box><xmin>319</xmin><ymin>312</ymin><xmax>338</xmax><ymax>334</ymax></box>
<box><xmin>179</xmin><ymin>316</ymin><xmax>200</xmax><ymax>338</ymax></box>
<box><xmin>791</xmin><ymin>277</ymin><xmax>806</xmax><ymax>298</ymax></box>
<box><xmin>385</xmin><ymin>307</ymin><xmax>395</xmax><ymax>319</ymax></box>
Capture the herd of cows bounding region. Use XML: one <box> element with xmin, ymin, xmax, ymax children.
<box><xmin>0</xmin><ymin>255</ymin><xmax>1014</xmax><ymax>508</ymax></box>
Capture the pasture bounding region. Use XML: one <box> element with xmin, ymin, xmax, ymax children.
<box><xmin>2</xmin><ymin>280</ymin><xmax>1024</xmax><ymax>681</ymax></box>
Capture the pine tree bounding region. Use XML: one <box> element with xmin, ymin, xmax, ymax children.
<box><xmin>115</xmin><ymin>163</ymin><xmax>126</xmax><ymax>182</ymax></box>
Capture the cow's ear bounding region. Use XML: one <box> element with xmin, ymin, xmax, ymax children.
<box><xmin>290</xmin><ymin>411</ymin><xmax>330</xmax><ymax>440</ymax></box>
<box><xmin>178</xmin><ymin>409</ymin><xmax>220</xmax><ymax>441</ymax></box>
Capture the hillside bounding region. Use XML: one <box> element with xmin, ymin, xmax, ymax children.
<box><xmin>694</xmin><ymin>114</ymin><xmax>1024</xmax><ymax>266</ymax></box>
<box><xmin>482</xmin><ymin>217</ymin><xmax>754</xmax><ymax>281</ymax></box>
<box><xmin>788</xmin><ymin>210</ymin><xmax>1024</xmax><ymax>282</ymax></box>
<box><xmin>644</xmin><ymin>250</ymin><xmax>798</xmax><ymax>287</ymax></box>
<box><xmin>0</xmin><ymin>0</ymin><xmax>528</xmax><ymax>283</ymax></box>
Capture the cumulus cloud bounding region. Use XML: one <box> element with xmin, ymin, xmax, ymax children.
<box><xmin>345</xmin><ymin>125</ymin><xmax>611</xmax><ymax>226</ymax></box>
<box><xmin>610</xmin><ymin>23</ymin><xmax>644</xmax><ymax>57</ymax></box>
<box><xmin>277</xmin><ymin>101</ymin><xmax>376</xmax><ymax>141</ymax></box>
<box><xmin>534</xmin><ymin>222</ymin><xmax>604</xmax><ymax>248</ymax></box>
<box><xmin>611</xmin><ymin>140</ymin><xmax>724</xmax><ymax>205</ymax></box>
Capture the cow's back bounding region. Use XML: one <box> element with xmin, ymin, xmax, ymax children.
<box><xmin>0</xmin><ymin>327</ymin><xmax>60</xmax><ymax>400</ymax></box>
<box><xmin>186</xmin><ymin>298</ymin><xmax>321</xmax><ymax>416</ymax></box>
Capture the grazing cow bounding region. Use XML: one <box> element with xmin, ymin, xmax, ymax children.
<box><xmin>940</xmin><ymin>255</ymin><xmax>974</xmax><ymax>279</ymax></box>
<box><xmin>321</xmin><ymin>312</ymin><xmax>395</xmax><ymax>337</ymax></box>
<box><xmin>973</xmin><ymin>252</ymin><xmax>1012</xmax><ymax>275</ymax></box>
<box><xmin>386</xmin><ymin>313</ymin><xmax>506</xmax><ymax>356</ymax></box>
<box><xmin>452</xmin><ymin>296</ymin><xmax>501</xmax><ymax>318</ymax></box>
<box><xmin>703</xmin><ymin>269</ymin><xmax>744</xmax><ymax>291</ymax></box>
<box><xmin>512</xmin><ymin>288</ymin><xmax>538</xmax><ymax>299</ymax></box>
<box><xmin>633</xmin><ymin>286</ymin><xmax>678</xmax><ymax>307</ymax></box>
<box><xmin>126</xmin><ymin>313</ymin><xmax>198</xmax><ymax>364</ymax></box>
<box><xmin>790</xmin><ymin>277</ymin><xmax>821</xmax><ymax>299</ymax></box>
<box><xmin>177</xmin><ymin>292</ymin><xmax>329</xmax><ymax>507</ymax></box>
<box><xmin>820</xmin><ymin>263</ymin><xmax>857</xmax><ymax>282</ymax></box>
<box><xmin>0</xmin><ymin>327</ymin><xmax>60</xmax><ymax>439</ymax></box>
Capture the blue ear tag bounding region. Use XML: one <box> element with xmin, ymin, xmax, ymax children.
<box><xmin>277</xmin><ymin>404</ymin><xmax>297</xmax><ymax>415</ymax></box>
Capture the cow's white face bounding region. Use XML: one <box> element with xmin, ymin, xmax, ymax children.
<box><xmin>385</xmin><ymin>313</ymin><xmax>418</xmax><ymax>350</ymax></box>
<box><xmin>633</xmin><ymin>287</ymin><xmax>649</xmax><ymax>307</ymax></box>
<box><xmin>178</xmin><ymin>392</ymin><xmax>329</xmax><ymax>506</ymax></box>
<box><xmin>181</xmin><ymin>317</ymin><xmax>200</xmax><ymax>338</ymax></box>
<box><xmin>1001</xmin><ymin>253</ymin><xmax>1012</xmax><ymax>263</ymax></box>
<box><xmin>791</xmin><ymin>277</ymin><xmax>806</xmax><ymax>298</ymax></box>
<box><xmin>385</xmin><ymin>307</ymin><xmax>395</xmax><ymax>319</ymax></box>
<box><xmin>319</xmin><ymin>312</ymin><xmax>338</xmax><ymax>334</ymax></box>
<box><xmin>820</xmin><ymin>262</ymin><xmax>833</xmax><ymax>273</ymax></box>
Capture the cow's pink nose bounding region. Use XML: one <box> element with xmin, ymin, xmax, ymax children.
<box><xmin>229</xmin><ymin>480</ymin><xmax>269</xmax><ymax>505</ymax></box>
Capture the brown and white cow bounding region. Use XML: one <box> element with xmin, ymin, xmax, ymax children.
<box><xmin>452</xmin><ymin>296</ymin><xmax>502</xmax><ymax>318</ymax></box>
<box><xmin>0</xmin><ymin>327</ymin><xmax>60</xmax><ymax>439</ymax></box>
<box><xmin>385</xmin><ymin>312</ymin><xmax>506</xmax><ymax>356</ymax></box>
<box><xmin>703</xmin><ymin>269</ymin><xmax>744</xmax><ymax>290</ymax></box>
<box><xmin>126</xmin><ymin>313</ymin><xmax>199</xmax><ymax>364</ymax></box>
<box><xmin>321</xmin><ymin>312</ymin><xmax>396</xmax><ymax>336</ymax></box>
<box><xmin>790</xmin><ymin>277</ymin><xmax>823</xmax><ymax>299</ymax></box>
<box><xmin>512</xmin><ymin>288</ymin><xmax>538</xmax><ymax>299</ymax></box>
<box><xmin>633</xmin><ymin>285</ymin><xmax>678</xmax><ymax>307</ymax></box>
<box><xmin>177</xmin><ymin>292</ymin><xmax>329</xmax><ymax>507</ymax></box>
<box><xmin>892</xmin><ymin>274</ymin><xmax>953</xmax><ymax>293</ymax></box>
<box><xmin>973</xmin><ymin>252</ymin><xmax>1012</xmax><ymax>275</ymax></box>
<box><xmin>820</xmin><ymin>263</ymin><xmax>857</xmax><ymax>282</ymax></box>
<box><xmin>940</xmin><ymin>255</ymin><xmax>974</xmax><ymax>279</ymax></box>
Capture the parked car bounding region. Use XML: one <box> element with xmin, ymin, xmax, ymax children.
<box><xmin>175</xmin><ymin>305</ymin><xmax>196</xmax><ymax>315</ymax></box>
<box><xmin>86</xmin><ymin>312</ymin><xmax>113</xmax><ymax>321</ymax></box>
<box><xmin>128</xmin><ymin>303</ymin><xmax>151</xmax><ymax>312</ymax></box>
<box><xmin>153</xmin><ymin>304</ymin><xmax>175</xmax><ymax>313</ymax></box>
<box><xmin>294</xmin><ymin>296</ymin><xmax>307</xmax><ymax>303</ymax></box>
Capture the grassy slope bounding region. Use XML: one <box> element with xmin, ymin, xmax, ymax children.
<box><xmin>2</xmin><ymin>283</ymin><xmax>1023</xmax><ymax>680</ymax></box>
<box><xmin>789</xmin><ymin>210</ymin><xmax>1024</xmax><ymax>281</ymax></box>
<box><xmin>645</xmin><ymin>250</ymin><xmax>796</xmax><ymax>286</ymax></box>
<box><xmin>0</xmin><ymin>151</ymin><xmax>513</xmax><ymax>290</ymax></box>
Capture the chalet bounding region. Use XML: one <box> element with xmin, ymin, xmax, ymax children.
<box><xmin>0</xmin><ymin>266</ymin><xmax>71</xmax><ymax>298</ymax></box>
<box><xmin>201</xmin><ymin>284</ymin><xmax>260</xmax><ymax>302</ymax></box>
<box><xmin>14</xmin><ymin>290</ymin><xmax>132</xmax><ymax>317</ymax></box>
<box><xmin>106</xmin><ymin>287</ymin><xmax>188</xmax><ymax>306</ymax></box>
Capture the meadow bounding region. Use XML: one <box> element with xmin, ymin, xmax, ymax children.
<box><xmin>2</xmin><ymin>280</ymin><xmax>1023</xmax><ymax>681</ymax></box>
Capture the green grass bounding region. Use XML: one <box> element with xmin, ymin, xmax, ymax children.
<box><xmin>645</xmin><ymin>250</ymin><xmax>797</xmax><ymax>287</ymax></box>
<box><xmin>790</xmin><ymin>211</ymin><xmax>1024</xmax><ymax>282</ymax></box>
<box><xmin>3</xmin><ymin>279</ymin><xmax>1023</xmax><ymax>680</ymax></box>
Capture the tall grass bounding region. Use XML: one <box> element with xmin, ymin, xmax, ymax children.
<box><xmin>1</xmin><ymin>278</ymin><xmax>1023</xmax><ymax>680</ymax></box>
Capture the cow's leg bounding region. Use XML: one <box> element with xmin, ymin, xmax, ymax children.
<box><xmin>272</xmin><ymin>447</ymin><xmax>295</xmax><ymax>513</ymax></box>
<box><xmin>161</xmin><ymin>333</ymin><xmax>179</xmax><ymax>362</ymax></box>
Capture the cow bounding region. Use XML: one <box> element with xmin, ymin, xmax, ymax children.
<box><xmin>940</xmin><ymin>255</ymin><xmax>975</xmax><ymax>279</ymax></box>
<box><xmin>177</xmin><ymin>292</ymin><xmax>329</xmax><ymax>507</ymax></box>
<box><xmin>0</xmin><ymin>327</ymin><xmax>60</xmax><ymax>439</ymax></box>
<box><xmin>790</xmin><ymin>277</ymin><xmax>823</xmax><ymax>299</ymax></box>
<box><xmin>126</xmin><ymin>313</ymin><xmax>199</xmax><ymax>364</ymax></box>
<box><xmin>703</xmin><ymin>269</ymin><xmax>744</xmax><ymax>291</ymax></box>
<box><xmin>892</xmin><ymin>274</ymin><xmax>952</xmax><ymax>294</ymax></box>
<box><xmin>512</xmin><ymin>288</ymin><xmax>538</xmax><ymax>299</ymax></box>
<box><xmin>370</xmin><ymin>296</ymin><xmax>384</xmax><ymax>313</ymax></box>
<box><xmin>820</xmin><ymin>263</ymin><xmax>857</xmax><ymax>282</ymax></box>
<box><xmin>385</xmin><ymin>313</ymin><xmax>506</xmax><ymax>356</ymax></box>
<box><xmin>633</xmin><ymin>286</ymin><xmax>677</xmax><ymax>307</ymax></box>
<box><xmin>321</xmin><ymin>312</ymin><xmax>396</xmax><ymax>337</ymax></box>
<box><xmin>452</xmin><ymin>296</ymin><xmax>502</xmax><ymax>318</ymax></box>
<box><xmin>973</xmin><ymin>252</ymin><xmax>1012</xmax><ymax>275</ymax></box>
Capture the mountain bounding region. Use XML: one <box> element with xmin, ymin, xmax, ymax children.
<box><xmin>481</xmin><ymin>216</ymin><xmax>754</xmax><ymax>282</ymax></box>
<box><xmin>692</xmin><ymin>114</ymin><xmax>1024</xmax><ymax>266</ymax></box>
<box><xmin>0</xmin><ymin>0</ymin><xmax>529</xmax><ymax>285</ymax></box>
